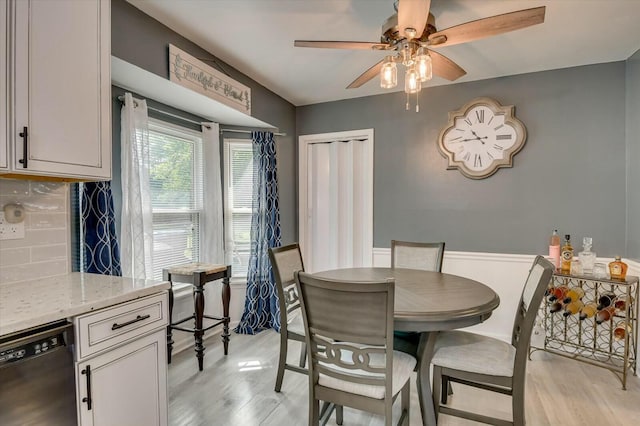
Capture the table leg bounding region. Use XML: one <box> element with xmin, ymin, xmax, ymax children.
<box><xmin>221</xmin><ymin>272</ymin><xmax>231</xmax><ymax>355</ymax></box>
<box><xmin>194</xmin><ymin>274</ymin><xmax>205</xmax><ymax>371</ymax></box>
<box><xmin>416</xmin><ymin>331</ymin><xmax>439</xmax><ymax>426</ymax></box>
<box><xmin>164</xmin><ymin>270</ymin><xmax>174</xmax><ymax>364</ymax></box>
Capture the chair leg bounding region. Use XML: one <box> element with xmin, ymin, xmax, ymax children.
<box><xmin>384</xmin><ymin>399</ymin><xmax>393</xmax><ymax>426</ymax></box>
<box><xmin>299</xmin><ymin>342</ymin><xmax>307</xmax><ymax>368</ymax></box>
<box><xmin>400</xmin><ymin>381</ymin><xmax>410</xmax><ymax>426</ymax></box>
<box><xmin>432</xmin><ymin>365</ymin><xmax>443</xmax><ymax>423</ymax></box>
<box><xmin>310</xmin><ymin>398</ymin><xmax>320</xmax><ymax>426</ymax></box>
<box><xmin>336</xmin><ymin>405</ymin><xmax>343</xmax><ymax>425</ymax></box>
<box><xmin>275</xmin><ymin>334</ymin><xmax>288</xmax><ymax>392</ymax></box>
<box><xmin>512</xmin><ymin>380</ymin><xmax>525</xmax><ymax>426</ymax></box>
<box><xmin>441</xmin><ymin>375</ymin><xmax>449</xmax><ymax>404</ymax></box>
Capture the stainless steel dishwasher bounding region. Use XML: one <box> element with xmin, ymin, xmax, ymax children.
<box><xmin>0</xmin><ymin>320</ymin><xmax>77</xmax><ymax>425</ymax></box>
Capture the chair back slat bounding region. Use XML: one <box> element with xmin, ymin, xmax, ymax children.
<box><xmin>295</xmin><ymin>271</ymin><xmax>395</xmax><ymax>398</ymax></box>
<box><xmin>391</xmin><ymin>240</ymin><xmax>445</xmax><ymax>272</ymax></box>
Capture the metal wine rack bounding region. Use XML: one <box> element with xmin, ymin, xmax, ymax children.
<box><xmin>530</xmin><ymin>272</ymin><xmax>639</xmax><ymax>389</ymax></box>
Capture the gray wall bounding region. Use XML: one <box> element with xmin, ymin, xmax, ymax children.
<box><xmin>111</xmin><ymin>0</ymin><xmax>297</xmax><ymax>244</ymax></box>
<box><xmin>297</xmin><ymin>62</ymin><xmax>628</xmax><ymax>257</ymax></box>
<box><xmin>627</xmin><ymin>50</ymin><xmax>640</xmax><ymax>260</ymax></box>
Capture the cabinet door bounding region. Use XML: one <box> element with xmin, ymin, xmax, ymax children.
<box><xmin>1</xmin><ymin>0</ymin><xmax>7</xmax><ymax>170</ymax></box>
<box><xmin>76</xmin><ymin>330</ymin><xmax>168</xmax><ymax>426</ymax></box>
<box><xmin>12</xmin><ymin>0</ymin><xmax>111</xmax><ymax>180</ymax></box>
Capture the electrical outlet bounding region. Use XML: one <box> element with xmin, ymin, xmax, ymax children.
<box><xmin>0</xmin><ymin>212</ymin><xmax>26</xmax><ymax>241</ymax></box>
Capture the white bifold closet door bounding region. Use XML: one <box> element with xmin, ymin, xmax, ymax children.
<box><xmin>299</xmin><ymin>129</ymin><xmax>373</xmax><ymax>273</ymax></box>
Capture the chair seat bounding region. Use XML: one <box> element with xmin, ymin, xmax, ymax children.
<box><xmin>431</xmin><ymin>331</ymin><xmax>516</xmax><ymax>377</ymax></box>
<box><xmin>318</xmin><ymin>350</ymin><xmax>416</xmax><ymax>399</ymax></box>
<box><xmin>286</xmin><ymin>311</ymin><xmax>305</xmax><ymax>336</ymax></box>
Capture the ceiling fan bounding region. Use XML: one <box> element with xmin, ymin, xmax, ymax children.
<box><xmin>294</xmin><ymin>0</ymin><xmax>546</xmax><ymax>91</ymax></box>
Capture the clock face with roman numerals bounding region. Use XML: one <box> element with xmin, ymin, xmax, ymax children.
<box><xmin>437</xmin><ymin>97</ymin><xmax>527</xmax><ymax>179</ymax></box>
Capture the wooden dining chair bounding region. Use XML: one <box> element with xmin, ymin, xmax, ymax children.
<box><xmin>430</xmin><ymin>255</ymin><xmax>554</xmax><ymax>426</ymax></box>
<box><xmin>390</xmin><ymin>240</ymin><xmax>445</xmax><ymax>272</ymax></box>
<box><xmin>268</xmin><ymin>243</ymin><xmax>308</xmax><ymax>392</ymax></box>
<box><xmin>295</xmin><ymin>271</ymin><xmax>416</xmax><ymax>426</ymax></box>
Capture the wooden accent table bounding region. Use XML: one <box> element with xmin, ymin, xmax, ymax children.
<box><xmin>163</xmin><ymin>263</ymin><xmax>231</xmax><ymax>371</ymax></box>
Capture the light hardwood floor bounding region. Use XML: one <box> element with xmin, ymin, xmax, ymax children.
<box><xmin>169</xmin><ymin>331</ymin><xmax>639</xmax><ymax>426</ymax></box>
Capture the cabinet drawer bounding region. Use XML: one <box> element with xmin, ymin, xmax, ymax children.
<box><xmin>75</xmin><ymin>292</ymin><xmax>168</xmax><ymax>360</ymax></box>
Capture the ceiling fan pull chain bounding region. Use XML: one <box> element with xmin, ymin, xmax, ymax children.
<box><xmin>416</xmin><ymin>92</ymin><xmax>420</xmax><ymax>113</ymax></box>
<box><xmin>406</xmin><ymin>92</ymin><xmax>410</xmax><ymax>111</ymax></box>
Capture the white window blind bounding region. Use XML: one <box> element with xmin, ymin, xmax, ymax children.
<box><xmin>224</xmin><ymin>140</ymin><xmax>253</xmax><ymax>278</ymax></box>
<box><xmin>148</xmin><ymin>119</ymin><xmax>203</xmax><ymax>281</ymax></box>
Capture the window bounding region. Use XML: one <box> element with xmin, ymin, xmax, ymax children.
<box><xmin>147</xmin><ymin>119</ymin><xmax>203</xmax><ymax>281</ymax></box>
<box><xmin>224</xmin><ymin>139</ymin><xmax>253</xmax><ymax>278</ymax></box>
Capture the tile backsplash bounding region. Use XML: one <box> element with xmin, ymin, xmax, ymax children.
<box><xmin>0</xmin><ymin>179</ymin><xmax>70</xmax><ymax>285</ymax></box>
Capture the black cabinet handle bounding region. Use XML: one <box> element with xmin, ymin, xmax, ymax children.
<box><xmin>18</xmin><ymin>126</ymin><xmax>28</xmax><ymax>168</ymax></box>
<box><xmin>111</xmin><ymin>314</ymin><xmax>151</xmax><ymax>331</ymax></box>
<box><xmin>81</xmin><ymin>365</ymin><xmax>92</xmax><ymax>410</ymax></box>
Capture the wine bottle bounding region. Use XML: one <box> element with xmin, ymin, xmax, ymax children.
<box><xmin>595</xmin><ymin>306</ymin><xmax>616</xmax><ymax>324</ymax></box>
<box><xmin>549</xmin><ymin>285</ymin><xmax>569</xmax><ymax>302</ymax></box>
<box><xmin>549</xmin><ymin>301</ymin><xmax>564</xmax><ymax>314</ymax></box>
<box><xmin>614</xmin><ymin>296</ymin><xmax>635</xmax><ymax>313</ymax></box>
<box><xmin>560</xmin><ymin>235</ymin><xmax>573</xmax><ymax>274</ymax></box>
<box><xmin>563</xmin><ymin>287</ymin><xmax>585</xmax><ymax>304</ymax></box>
<box><xmin>579</xmin><ymin>303</ymin><xmax>597</xmax><ymax>320</ymax></box>
<box><xmin>613</xmin><ymin>321</ymin><xmax>633</xmax><ymax>340</ymax></box>
<box><xmin>549</xmin><ymin>230</ymin><xmax>561</xmax><ymax>270</ymax></box>
<box><xmin>563</xmin><ymin>300</ymin><xmax>584</xmax><ymax>317</ymax></box>
<box><xmin>597</xmin><ymin>292</ymin><xmax>616</xmax><ymax>310</ymax></box>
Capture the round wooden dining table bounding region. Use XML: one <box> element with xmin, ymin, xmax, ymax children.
<box><xmin>313</xmin><ymin>267</ymin><xmax>500</xmax><ymax>426</ymax></box>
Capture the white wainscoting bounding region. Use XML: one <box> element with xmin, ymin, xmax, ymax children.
<box><xmin>374</xmin><ymin>248</ymin><xmax>640</xmax><ymax>343</ymax></box>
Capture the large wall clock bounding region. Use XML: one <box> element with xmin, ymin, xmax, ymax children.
<box><xmin>437</xmin><ymin>97</ymin><xmax>527</xmax><ymax>179</ymax></box>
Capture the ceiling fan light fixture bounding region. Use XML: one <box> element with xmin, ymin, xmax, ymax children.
<box><xmin>415</xmin><ymin>47</ymin><xmax>432</xmax><ymax>82</ymax></box>
<box><xmin>404</xmin><ymin>66</ymin><xmax>421</xmax><ymax>94</ymax></box>
<box><xmin>380</xmin><ymin>56</ymin><xmax>398</xmax><ymax>89</ymax></box>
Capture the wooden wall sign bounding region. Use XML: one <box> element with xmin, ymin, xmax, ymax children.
<box><xmin>169</xmin><ymin>44</ymin><xmax>251</xmax><ymax>114</ymax></box>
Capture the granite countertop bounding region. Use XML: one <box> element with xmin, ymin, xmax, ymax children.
<box><xmin>0</xmin><ymin>272</ymin><xmax>170</xmax><ymax>337</ymax></box>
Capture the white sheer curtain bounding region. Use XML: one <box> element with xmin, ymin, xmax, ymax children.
<box><xmin>120</xmin><ymin>92</ymin><xmax>154</xmax><ymax>279</ymax></box>
<box><xmin>201</xmin><ymin>122</ymin><xmax>224</xmax><ymax>264</ymax></box>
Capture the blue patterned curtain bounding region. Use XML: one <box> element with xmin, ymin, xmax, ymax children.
<box><xmin>81</xmin><ymin>181</ymin><xmax>122</xmax><ymax>276</ymax></box>
<box><xmin>235</xmin><ymin>131</ymin><xmax>282</xmax><ymax>334</ymax></box>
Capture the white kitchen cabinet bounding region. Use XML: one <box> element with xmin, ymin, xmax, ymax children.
<box><xmin>76</xmin><ymin>329</ymin><xmax>168</xmax><ymax>426</ymax></box>
<box><xmin>75</xmin><ymin>293</ymin><xmax>169</xmax><ymax>426</ymax></box>
<box><xmin>1</xmin><ymin>0</ymin><xmax>8</xmax><ymax>171</ymax></box>
<box><xmin>5</xmin><ymin>0</ymin><xmax>111</xmax><ymax>180</ymax></box>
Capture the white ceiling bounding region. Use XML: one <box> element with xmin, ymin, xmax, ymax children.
<box><xmin>126</xmin><ymin>0</ymin><xmax>640</xmax><ymax>107</ymax></box>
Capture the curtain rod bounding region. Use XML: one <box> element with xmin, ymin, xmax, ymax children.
<box><xmin>116</xmin><ymin>95</ymin><xmax>209</xmax><ymax>128</ymax></box>
<box><xmin>116</xmin><ymin>95</ymin><xmax>285</xmax><ymax>135</ymax></box>
<box><xmin>220</xmin><ymin>128</ymin><xmax>286</xmax><ymax>137</ymax></box>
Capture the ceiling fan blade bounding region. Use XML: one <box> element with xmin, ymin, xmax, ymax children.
<box><xmin>347</xmin><ymin>59</ymin><xmax>385</xmax><ymax>89</ymax></box>
<box><xmin>398</xmin><ymin>0</ymin><xmax>431</xmax><ymax>39</ymax></box>
<box><xmin>429</xmin><ymin>50</ymin><xmax>466</xmax><ymax>81</ymax></box>
<box><xmin>294</xmin><ymin>40</ymin><xmax>388</xmax><ymax>50</ymax></box>
<box><xmin>428</xmin><ymin>6</ymin><xmax>545</xmax><ymax>48</ymax></box>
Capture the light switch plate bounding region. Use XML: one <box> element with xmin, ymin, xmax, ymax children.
<box><xmin>0</xmin><ymin>212</ymin><xmax>25</xmax><ymax>240</ymax></box>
